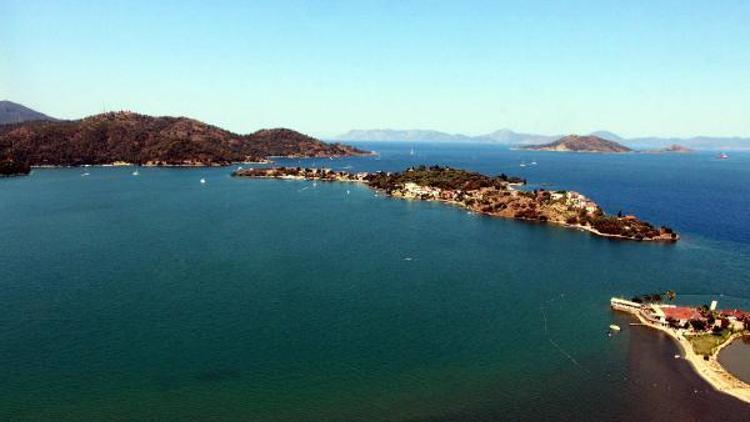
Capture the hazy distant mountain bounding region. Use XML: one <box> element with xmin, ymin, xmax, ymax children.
<box><xmin>335</xmin><ymin>128</ymin><xmax>555</xmax><ymax>144</ymax></box>
<box><xmin>589</xmin><ymin>130</ymin><xmax>624</xmax><ymax>142</ymax></box>
<box><xmin>336</xmin><ymin>128</ymin><xmax>750</xmax><ymax>150</ymax></box>
<box><xmin>522</xmin><ymin>135</ymin><xmax>633</xmax><ymax>153</ymax></box>
<box><xmin>336</xmin><ymin>129</ymin><xmax>476</xmax><ymax>142</ymax></box>
<box><xmin>0</xmin><ymin>101</ymin><xmax>57</xmax><ymax>125</ymax></box>
<box><xmin>626</xmin><ymin>136</ymin><xmax>750</xmax><ymax>151</ymax></box>
<box><xmin>479</xmin><ymin>129</ymin><xmax>558</xmax><ymax>145</ymax></box>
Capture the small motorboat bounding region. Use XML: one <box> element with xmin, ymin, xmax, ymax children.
<box><xmin>81</xmin><ymin>172</ymin><xmax>90</xmax><ymax>177</ymax></box>
<box><xmin>609</xmin><ymin>324</ymin><xmax>621</xmax><ymax>332</ymax></box>
<box><xmin>132</xmin><ymin>170</ymin><xmax>139</xmax><ymax>176</ymax></box>
<box><xmin>200</xmin><ymin>178</ymin><xmax>206</xmax><ymax>184</ymax></box>
<box><xmin>717</xmin><ymin>152</ymin><xmax>729</xmax><ymax>159</ymax></box>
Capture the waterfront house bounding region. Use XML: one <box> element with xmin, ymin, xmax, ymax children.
<box><xmin>662</xmin><ymin>306</ymin><xmax>702</xmax><ymax>328</ymax></box>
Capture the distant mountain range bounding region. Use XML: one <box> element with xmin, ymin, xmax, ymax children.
<box><xmin>0</xmin><ymin>100</ymin><xmax>57</xmax><ymax>125</ymax></box>
<box><xmin>335</xmin><ymin>128</ymin><xmax>750</xmax><ymax>150</ymax></box>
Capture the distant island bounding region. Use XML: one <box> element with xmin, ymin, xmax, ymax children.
<box><xmin>521</xmin><ymin>135</ymin><xmax>633</xmax><ymax>153</ymax></box>
<box><xmin>233</xmin><ymin>165</ymin><xmax>678</xmax><ymax>242</ymax></box>
<box><xmin>611</xmin><ymin>295</ymin><xmax>750</xmax><ymax>403</ymax></box>
<box><xmin>642</xmin><ymin>144</ymin><xmax>694</xmax><ymax>154</ymax></box>
<box><xmin>0</xmin><ymin>110</ymin><xmax>369</xmax><ymax>169</ymax></box>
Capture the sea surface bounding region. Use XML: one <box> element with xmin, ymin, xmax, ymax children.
<box><xmin>1</xmin><ymin>143</ymin><xmax>749</xmax><ymax>421</ymax></box>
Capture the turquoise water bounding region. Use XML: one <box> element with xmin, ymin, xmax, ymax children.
<box><xmin>2</xmin><ymin>144</ymin><xmax>749</xmax><ymax>420</ymax></box>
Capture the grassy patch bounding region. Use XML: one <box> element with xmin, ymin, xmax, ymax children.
<box><xmin>687</xmin><ymin>331</ymin><xmax>731</xmax><ymax>356</ymax></box>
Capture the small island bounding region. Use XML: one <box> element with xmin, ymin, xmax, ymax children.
<box><xmin>643</xmin><ymin>144</ymin><xmax>695</xmax><ymax>154</ymax></box>
<box><xmin>233</xmin><ymin>165</ymin><xmax>678</xmax><ymax>242</ymax></box>
<box><xmin>611</xmin><ymin>295</ymin><xmax>750</xmax><ymax>403</ymax></box>
<box><xmin>522</xmin><ymin>134</ymin><xmax>633</xmax><ymax>153</ymax></box>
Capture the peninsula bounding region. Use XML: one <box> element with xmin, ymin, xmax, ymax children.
<box><xmin>611</xmin><ymin>296</ymin><xmax>750</xmax><ymax>403</ymax></box>
<box><xmin>522</xmin><ymin>134</ymin><xmax>633</xmax><ymax>153</ymax></box>
<box><xmin>233</xmin><ymin>165</ymin><xmax>678</xmax><ymax>242</ymax></box>
<box><xmin>0</xmin><ymin>111</ymin><xmax>369</xmax><ymax>169</ymax></box>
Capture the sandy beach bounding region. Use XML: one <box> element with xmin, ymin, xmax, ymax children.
<box><xmin>631</xmin><ymin>311</ymin><xmax>750</xmax><ymax>404</ymax></box>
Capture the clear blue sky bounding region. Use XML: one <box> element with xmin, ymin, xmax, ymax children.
<box><xmin>2</xmin><ymin>1</ymin><xmax>749</xmax><ymax>138</ymax></box>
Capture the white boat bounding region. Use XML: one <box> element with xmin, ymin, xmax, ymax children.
<box><xmin>717</xmin><ymin>152</ymin><xmax>729</xmax><ymax>159</ymax></box>
<box><xmin>132</xmin><ymin>170</ymin><xmax>139</xmax><ymax>176</ymax></box>
<box><xmin>81</xmin><ymin>172</ymin><xmax>90</xmax><ymax>177</ymax></box>
<box><xmin>519</xmin><ymin>163</ymin><xmax>526</xmax><ymax>167</ymax></box>
<box><xmin>200</xmin><ymin>178</ymin><xmax>206</xmax><ymax>184</ymax></box>
<box><xmin>609</xmin><ymin>324</ymin><xmax>621</xmax><ymax>332</ymax></box>
<box><xmin>530</xmin><ymin>161</ymin><xmax>537</xmax><ymax>165</ymax></box>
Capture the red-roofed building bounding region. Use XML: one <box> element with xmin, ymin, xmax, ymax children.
<box><xmin>720</xmin><ymin>309</ymin><xmax>749</xmax><ymax>320</ymax></box>
<box><xmin>662</xmin><ymin>306</ymin><xmax>702</xmax><ymax>327</ymax></box>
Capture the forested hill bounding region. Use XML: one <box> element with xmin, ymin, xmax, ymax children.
<box><xmin>0</xmin><ymin>111</ymin><xmax>369</xmax><ymax>167</ymax></box>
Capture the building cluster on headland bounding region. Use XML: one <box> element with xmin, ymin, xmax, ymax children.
<box><xmin>612</xmin><ymin>296</ymin><xmax>749</xmax><ymax>339</ymax></box>
<box><xmin>611</xmin><ymin>295</ymin><xmax>750</xmax><ymax>403</ymax></box>
<box><xmin>233</xmin><ymin>165</ymin><xmax>678</xmax><ymax>242</ymax></box>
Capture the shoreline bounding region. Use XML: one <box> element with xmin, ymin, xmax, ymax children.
<box><xmin>619</xmin><ymin>308</ymin><xmax>750</xmax><ymax>404</ymax></box>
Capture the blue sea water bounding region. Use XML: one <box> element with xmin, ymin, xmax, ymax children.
<box><xmin>1</xmin><ymin>143</ymin><xmax>749</xmax><ymax>421</ymax></box>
